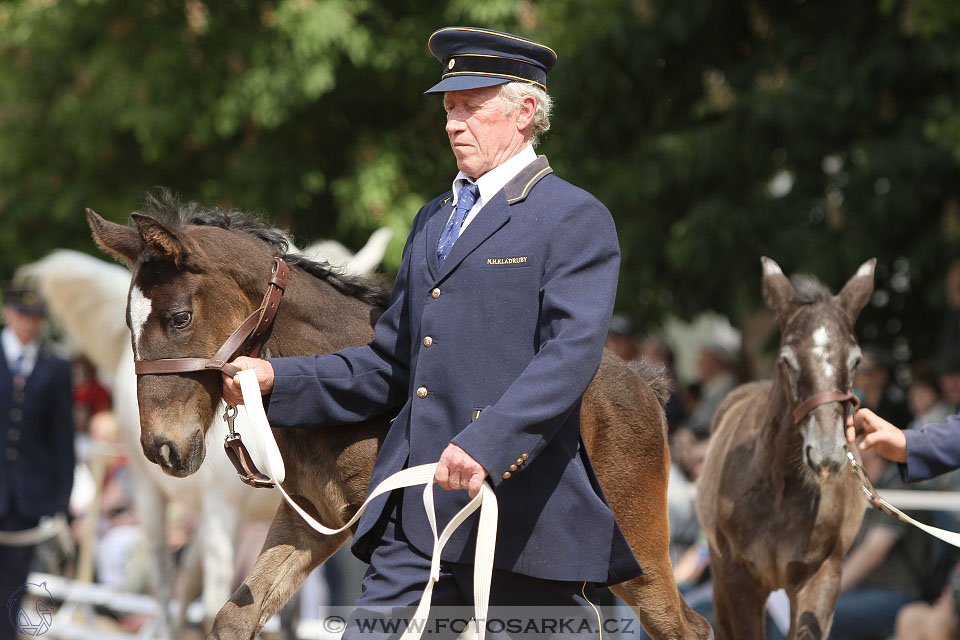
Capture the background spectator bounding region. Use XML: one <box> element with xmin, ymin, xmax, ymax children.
<box><xmin>606</xmin><ymin>313</ymin><xmax>638</xmax><ymax>362</ymax></box>
<box><xmin>684</xmin><ymin>342</ymin><xmax>739</xmax><ymax>437</ymax></box>
<box><xmin>854</xmin><ymin>344</ymin><xmax>913</xmax><ymax>429</ymax></box>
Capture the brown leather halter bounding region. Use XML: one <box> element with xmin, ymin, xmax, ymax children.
<box><xmin>792</xmin><ymin>391</ymin><xmax>860</xmax><ymax>425</ymax></box>
<box><xmin>134</xmin><ymin>258</ymin><xmax>289</xmax><ymax>488</ymax></box>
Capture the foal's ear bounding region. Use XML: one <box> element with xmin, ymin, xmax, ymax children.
<box><xmin>760</xmin><ymin>256</ymin><xmax>795</xmax><ymax>319</ymax></box>
<box><xmin>87</xmin><ymin>208</ymin><xmax>142</xmax><ymax>268</ymax></box>
<box><xmin>835</xmin><ymin>258</ymin><xmax>876</xmax><ymax>322</ymax></box>
<box><xmin>131</xmin><ymin>213</ymin><xmax>188</xmax><ymax>265</ymax></box>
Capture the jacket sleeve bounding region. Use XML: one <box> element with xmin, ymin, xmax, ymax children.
<box><xmin>53</xmin><ymin>358</ymin><xmax>75</xmax><ymax>514</ymax></box>
<box><xmin>265</xmin><ymin>215</ymin><xmax>419</xmax><ymax>429</ymax></box>
<box><xmin>451</xmin><ymin>196</ymin><xmax>620</xmax><ymax>486</ymax></box>
<box><xmin>899</xmin><ymin>414</ymin><xmax>960</xmax><ymax>483</ymax></box>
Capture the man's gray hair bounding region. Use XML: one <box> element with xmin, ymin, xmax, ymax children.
<box><xmin>498</xmin><ymin>81</ymin><xmax>552</xmax><ymax>146</ymax></box>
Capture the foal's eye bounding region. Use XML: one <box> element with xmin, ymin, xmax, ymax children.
<box><xmin>171</xmin><ymin>311</ymin><xmax>192</xmax><ymax>329</ymax></box>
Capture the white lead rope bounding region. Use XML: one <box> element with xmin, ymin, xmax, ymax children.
<box><xmin>0</xmin><ymin>513</ymin><xmax>70</xmax><ymax>547</ymax></box>
<box><xmin>846</xmin><ymin>450</ymin><xmax>960</xmax><ymax>548</ymax></box>
<box><xmin>236</xmin><ymin>369</ymin><xmax>498</xmax><ymax>640</ymax></box>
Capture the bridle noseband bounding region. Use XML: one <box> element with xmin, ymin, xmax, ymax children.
<box><xmin>133</xmin><ymin>257</ymin><xmax>289</xmax><ymax>488</ymax></box>
<box><xmin>792</xmin><ymin>391</ymin><xmax>860</xmax><ymax>425</ymax></box>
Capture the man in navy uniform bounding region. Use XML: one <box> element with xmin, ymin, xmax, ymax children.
<box><xmin>224</xmin><ymin>26</ymin><xmax>640</xmax><ymax>635</ymax></box>
<box><xmin>0</xmin><ymin>286</ymin><xmax>74</xmax><ymax>640</ymax></box>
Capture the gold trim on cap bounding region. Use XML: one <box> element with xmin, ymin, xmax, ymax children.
<box><xmin>428</xmin><ymin>26</ymin><xmax>558</xmax><ymax>60</ymax></box>
<box><xmin>440</xmin><ymin>70</ymin><xmax>546</xmax><ymax>91</ymax></box>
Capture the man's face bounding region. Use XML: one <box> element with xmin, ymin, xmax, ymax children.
<box><xmin>443</xmin><ymin>86</ymin><xmax>526</xmax><ymax>180</ymax></box>
<box><xmin>3</xmin><ymin>306</ymin><xmax>44</xmax><ymax>345</ymax></box>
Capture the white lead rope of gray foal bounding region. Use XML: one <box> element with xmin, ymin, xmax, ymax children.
<box><xmin>235</xmin><ymin>369</ymin><xmax>499</xmax><ymax>640</ymax></box>
<box><xmin>846</xmin><ymin>450</ymin><xmax>960</xmax><ymax>548</ymax></box>
<box><xmin>0</xmin><ymin>513</ymin><xmax>70</xmax><ymax>547</ymax></box>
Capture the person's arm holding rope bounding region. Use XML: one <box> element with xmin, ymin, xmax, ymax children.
<box><xmin>847</xmin><ymin>409</ymin><xmax>960</xmax><ymax>482</ymax></box>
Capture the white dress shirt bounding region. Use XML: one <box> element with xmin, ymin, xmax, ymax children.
<box><xmin>2</xmin><ymin>326</ymin><xmax>40</xmax><ymax>378</ymax></box>
<box><xmin>449</xmin><ymin>145</ymin><xmax>537</xmax><ymax>233</ymax></box>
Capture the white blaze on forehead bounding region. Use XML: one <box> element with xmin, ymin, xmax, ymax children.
<box><xmin>811</xmin><ymin>325</ymin><xmax>835</xmax><ymax>378</ymax></box>
<box><xmin>129</xmin><ymin>285</ymin><xmax>152</xmax><ymax>359</ymax></box>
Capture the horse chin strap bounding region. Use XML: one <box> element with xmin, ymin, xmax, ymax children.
<box><xmin>133</xmin><ymin>257</ymin><xmax>289</xmax><ymax>489</ymax></box>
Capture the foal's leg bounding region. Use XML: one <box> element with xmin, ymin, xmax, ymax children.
<box><xmin>610</xmin><ymin>565</ymin><xmax>714</xmax><ymax>639</ymax></box>
<box><xmin>208</xmin><ymin>501</ymin><xmax>349</xmax><ymax>640</ymax></box>
<box><xmin>710</xmin><ymin>550</ymin><xmax>768</xmax><ymax>640</ymax></box>
<box><xmin>786</xmin><ymin>558</ymin><xmax>842</xmax><ymax>640</ymax></box>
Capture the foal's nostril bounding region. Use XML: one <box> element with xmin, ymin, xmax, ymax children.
<box><xmin>156</xmin><ymin>439</ymin><xmax>179</xmax><ymax>469</ymax></box>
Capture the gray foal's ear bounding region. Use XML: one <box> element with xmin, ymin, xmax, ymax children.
<box><xmin>87</xmin><ymin>208</ymin><xmax>142</xmax><ymax>269</ymax></box>
<box><xmin>760</xmin><ymin>256</ymin><xmax>796</xmax><ymax>321</ymax></box>
<box><xmin>834</xmin><ymin>258</ymin><xmax>877</xmax><ymax>323</ymax></box>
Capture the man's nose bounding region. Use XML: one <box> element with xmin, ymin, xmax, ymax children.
<box><xmin>446</xmin><ymin>115</ymin><xmax>465</xmax><ymax>134</ymax></box>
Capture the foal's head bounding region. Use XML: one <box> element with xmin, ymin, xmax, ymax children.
<box><xmin>85</xmin><ymin>191</ymin><xmax>309</xmax><ymax>476</ymax></box>
<box><xmin>761</xmin><ymin>257</ymin><xmax>875</xmax><ymax>483</ymax></box>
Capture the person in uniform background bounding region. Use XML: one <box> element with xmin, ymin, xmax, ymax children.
<box><xmin>223</xmin><ymin>26</ymin><xmax>641</xmax><ymax>639</ymax></box>
<box><xmin>0</xmin><ymin>285</ymin><xmax>74</xmax><ymax>640</ymax></box>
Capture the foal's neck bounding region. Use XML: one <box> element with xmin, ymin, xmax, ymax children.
<box><xmin>759</xmin><ymin>371</ymin><xmax>808</xmax><ymax>485</ymax></box>
<box><xmin>253</xmin><ymin>259</ymin><xmax>381</xmax><ymax>359</ymax></box>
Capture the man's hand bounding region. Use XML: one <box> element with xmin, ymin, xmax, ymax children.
<box><xmin>221</xmin><ymin>356</ymin><xmax>275</xmax><ymax>406</ymax></box>
<box><xmin>845</xmin><ymin>407</ymin><xmax>907</xmax><ymax>463</ymax></box>
<box><xmin>435</xmin><ymin>443</ymin><xmax>488</xmax><ymax>499</ymax></box>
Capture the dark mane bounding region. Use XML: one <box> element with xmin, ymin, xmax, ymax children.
<box><xmin>140</xmin><ymin>189</ymin><xmax>389</xmax><ymax>309</ymax></box>
<box><xmin>789</xmin><ymin>274</ymin><xmax>831</xmax><ymax>306</ymax></box>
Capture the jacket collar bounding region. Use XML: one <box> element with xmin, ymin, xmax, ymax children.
<box><xmin>502</xmin><ymin>154</ymin><xmax>552</xmax><ymax>204</ymax></box>
<box><xmin>426</xmin><ymin>155</ymin><xmax>553</xmax><ymax>282</ymax></box>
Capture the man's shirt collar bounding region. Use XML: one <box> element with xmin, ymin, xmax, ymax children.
<box><xmin>451</xmin><ymin>145</ymin><xmax>537</xmax><ymax>208</ymax></box>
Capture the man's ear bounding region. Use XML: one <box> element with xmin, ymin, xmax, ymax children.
<box><xmin>516</xmin><ymin>95</ymin><xmax>536</xmax><ymax>133</ymax></box>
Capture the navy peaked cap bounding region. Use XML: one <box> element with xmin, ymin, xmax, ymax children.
<box><xmin>2</xmin><ymin>285</ymin><xmax>45</xmax><ymax>315</ymax></box>
<box><xmin>425</xmin><ymin>26</ymin><xmax>557</xmax><ymax>94</ymax></box>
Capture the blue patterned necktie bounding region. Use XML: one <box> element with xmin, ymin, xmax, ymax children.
<box><xmin>11</xmin><ymin>353</ymin><xmax>24</xmax><ymax>376</ymax></box>
<box><xmin>437</xmin><ymin>182</ymin><xmax>479</xmax><ymax>267</ymax></box>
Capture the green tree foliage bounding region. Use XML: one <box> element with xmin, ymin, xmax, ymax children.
<box><xmin>2</xmin><ymin>0</ymin><xmax>959</xmax><ymax>361</ymax></box>
<box><xmin>539</xmin><ymin>0</ymin><xmax>960</xmax><ymax>360</ymax></box>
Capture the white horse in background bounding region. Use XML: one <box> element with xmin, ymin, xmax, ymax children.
<box><xmin>20</xmin><ymin>227</ymin><xmax>393</xmax><ymax>638</ymax></box>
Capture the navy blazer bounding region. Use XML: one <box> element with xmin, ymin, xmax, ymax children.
<box><xmin>0</xmin><ymin>341</ymin><xmax>75</xmax><ymax>521</ymax></box>
<box><xmin>267</xmin><ymin>156</ymin><xmax>641</xmax><ymax>585</ymax></box>
<box><xmin>901</xmin><ymin>414</ymin><xmax>960</xmax><ymax>483</ymax></box>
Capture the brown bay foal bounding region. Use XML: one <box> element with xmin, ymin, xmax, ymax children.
<box><xmin>697</xmin><ymin>257</ymin><xmax>875</xmax><ymax>640</ymax></box>
<box><xmin>87</xmin><ymin>194</ymin><xmax>712</xmax><ymax>640</ymax></box>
